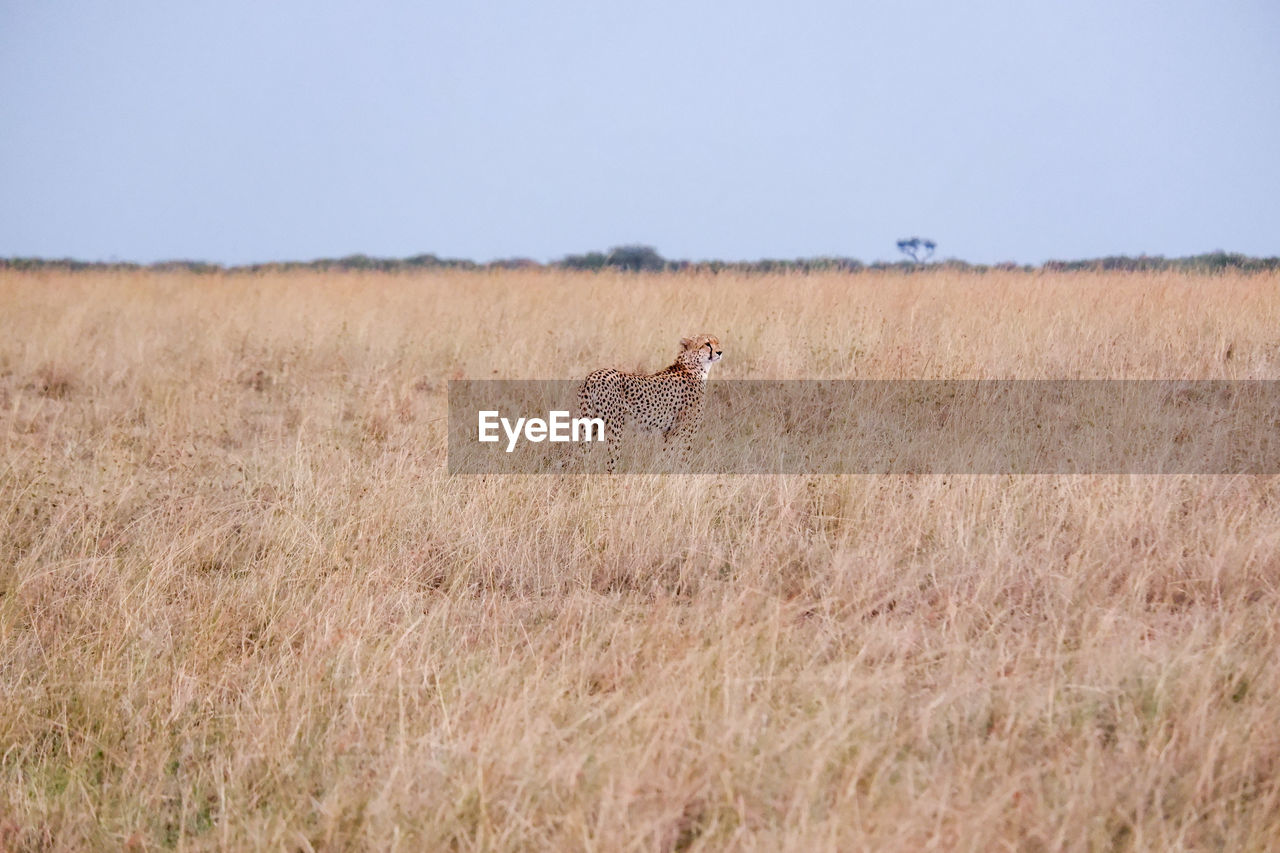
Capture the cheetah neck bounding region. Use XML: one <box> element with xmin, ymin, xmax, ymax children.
<box><xmin>667</xmin><ymin>353</ymin><xmax>712</xmax><ymax>381</ymax></box>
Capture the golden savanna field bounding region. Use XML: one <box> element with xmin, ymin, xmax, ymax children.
<box><xmin>3</xmin><ymin>267</ymin><xmax>1280</xmax><ymax>850</ymax></box>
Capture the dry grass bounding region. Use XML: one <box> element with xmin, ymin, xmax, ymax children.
<box><xmin>2</xmin><ymin>267</ymin><xmax>1279</xmax><ymax>850</ymax></box>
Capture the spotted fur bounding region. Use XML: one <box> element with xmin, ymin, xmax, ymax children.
<box><xmin>575</xmin><ymin>334</ymin><xmax>723</xmax><ymax>472</ymax></box>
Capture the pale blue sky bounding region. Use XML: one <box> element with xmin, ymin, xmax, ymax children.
<box><xmin>2</xmin><ymin>1</ymin><xmax>1277</xmax><ymax>265</ymax></box>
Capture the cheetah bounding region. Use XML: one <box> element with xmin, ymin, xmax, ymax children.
<box><xmin>574</xmin><ymin>334</ymin><xmax>724</xmax><ymax>471</ymax></box>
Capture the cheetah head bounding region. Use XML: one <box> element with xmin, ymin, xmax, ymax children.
<box><xmin>680</xmin><ymin>334</ymin><xmax>724</xmax><ymax>367</ymax></box>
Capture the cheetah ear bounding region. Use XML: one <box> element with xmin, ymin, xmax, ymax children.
<box><xmin>680</xmin><ymin>336</ymin><xmax>694</xmax><ymax>350</ymax></box>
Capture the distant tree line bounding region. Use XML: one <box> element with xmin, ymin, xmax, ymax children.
<box><xmin>3</xmin><ymin>247</ymin><xmax>1278</xmax><ymax>275</ymax></box>
<box><xmin>1038</xmin><ymin>251</ymin><xmax>1280</xmax><ymax>274</ymax></box>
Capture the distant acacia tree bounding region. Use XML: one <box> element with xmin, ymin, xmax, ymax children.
<box><xmin>557</xmin><ymin>245</ymin><xmax>667</xmax><ymax>271</ymax></box>
<box><xmin>896</xmin><ymin>237</ymin><xmax>936</xmax><ymax>263</ymax></box>
<box><xmin>605</xmin><ymin>245</ymin><xmax>666</xmax><ymax>272</ymax></box>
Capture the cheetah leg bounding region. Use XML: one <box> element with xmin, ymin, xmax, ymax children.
<box><xmin>663</xmin><ymin>409</ymin><xmax>701</xmax><ymax>471</ymax></box>
<box><xmin>556</xmin><ymin>386</ymin><xmax>594</xmax><ymax>470</ymax></box>
<box><xmin>573</xmin><ymin>389</ymin><xmax>597</xmax><ymax>465</ymax></box>
<box><xmin>663</xmin><ymin>430</ymin><xmax>695</xmax><ymax>471</ymax></box>
<box><xmin>604</xmin><ymin>416</ymin><xmax>625</xmax><ymax>473</ymax></box>
<box><xmin>564</xmin><ymin>382</ymin><xmax>623</xmax><ymax>473</ymax></box>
